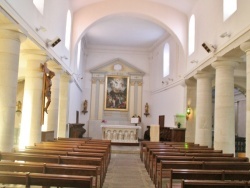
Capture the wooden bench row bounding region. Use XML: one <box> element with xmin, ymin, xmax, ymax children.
<box><xmin>170</xmin><ymin>169</ymin><xmax>250</xmax><ymax>188</ymax></box>
<box><xmin>140</xmin><ymin>141</ymin><xmax>250</xmax><ymax>188</ymax></box>
<box><xmin>181</xmin><ymin>180</ymin><xmax>250</xmax><ymax>188</ymax></box>
<box><xmin>0</xmin><ymin>138</ymin><xmax>111</xmax><ymax>188</ymax></box>
<box><xmin>157</xmin><ymin>161</ymin><xmax>250</xmax><ymax>188</ymax></box>
<box><xmin>0</xmin><ymin>170</ymin><xmax>93</xmax><ymax>188</ymax></box>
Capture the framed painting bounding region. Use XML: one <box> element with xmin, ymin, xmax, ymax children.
<box><xmin>104</xmin><ymin>75</ymin><xmax>129</xmax><ymax>111</ymax></box>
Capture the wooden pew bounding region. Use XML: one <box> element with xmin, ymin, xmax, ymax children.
<box><xmin>0</xmin><ymin>171</ymin><xmax>93</xmax><ymax>188</ymax></box>
<box><xmin>15</xmin><ymin>149</ymin><xmax>108</xmax><ymax>175</ymax></box>
<box><xmin>146</xmin><ymin>148</ymin><xmax>222</xmax><ymax>174</ymax></box>
<box><xmin>181</xmin><ymin>180</ymin><xmax>250</xmax><ymax>188</ymax></box>
<box><xmin>153</xmin><ymin>156</ymin><xmax>249</xmax><ymax>187</ymax></box>
<box><xmin>0</xmin><ymin>152</ymin><xmax>105</xmax><ymax>187</ymax></box>
<box><xmin>157</xmin><ymin>160</ymin><xmax>250</xmax><ymax>188</ymax></box>
<box><xmin>168</xmin><ymin>169</ymin><xmax>250</xmax><ymax>188</ymax></box>
<box><xmin>145</xmin><ymin>144</ymin><xmax>212</xmax><ymax>169</ymax></box>
<box><xmin>57</xmin><ymin>137</ymin><xmax>92</xmax><ymax>141</ymax></box>
<box><xmin>29</xmin><ymin>142</ymin><xmax>111</xmax><ymax>164</ymax></box>
<box><xmin>40</xmin><ymin>142</ymin><xmax>111</xmax><ymax>162</ymax></box>
<box><xmin>149</xmin><ymin>151</ymin><xmax>234</xmax><ymax>179</ymax></box>
<box><xmin>140</xmin><ymin>141</ymin><xmax>195</xmax><ymax>162</ymax></box>
<box><xmin>0</xmin><ymin>161</ymin><xmax>100</xmax><ymax>188</ymax></box>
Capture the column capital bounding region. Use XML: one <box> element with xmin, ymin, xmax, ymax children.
<box><xmin>21</xmin><ymin>49</ymin><xmax>48</xmax><ymax>62</ymax></box>
<box><xmin>240</xmin><ymin>42</ymin><xmax>250</xmax><ymax>52</ymax></box>
<box><xmin>0</xmin><ymin>27</ymin><xmax>26</xmax><ymax>43</ymax></box>
<box><xmin>194</xmin><ymin>71</ymin><xmax>214</xmax><ymax>80</ymax></box>
<box><xmin>212</xmin><ymin>57</ymin><xmax>241</xmax><ymax>69</ymax></box>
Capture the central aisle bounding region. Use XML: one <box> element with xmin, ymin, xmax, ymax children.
<box><xmin>103</xmin><ymin>146</ymin><xmax>155</xmax><ymax>188</ymax></box>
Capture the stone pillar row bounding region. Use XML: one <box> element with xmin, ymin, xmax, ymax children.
<box><xmin>0</xmin><ymin>26</ymin><xmax>71</xmax><ymax>151</ymax></box>
<box><xmin>193</xmin><ymin>58</ymin><xmax>241</xmax><ymax>155</ymax></box>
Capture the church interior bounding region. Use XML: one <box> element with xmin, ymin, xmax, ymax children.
<box><xmin>0</xmin><ymin>0</ymin><xmax>250</xmax><ymax>187</ymax></box>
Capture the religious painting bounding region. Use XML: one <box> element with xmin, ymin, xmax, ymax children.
<box><xmin>104</xmin><ymin>76</ymin><xmax>129</xmax><ymax>111</ymax></box>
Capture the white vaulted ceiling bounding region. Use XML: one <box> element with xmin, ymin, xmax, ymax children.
<box><xmin>70</xmin><ymin>0</ymin><xmax>198</xmax><ymax>49</ymax></box>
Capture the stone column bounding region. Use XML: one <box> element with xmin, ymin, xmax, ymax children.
<box><xmin>57</xmin><ymin>73</ymin><xmax>71</xmax><ymax>137</ymax></box>
<box><xmin>212</xmin><ymin>58</ymin><xmax>240</xmax><ymax>154</ymax></box>
<box><xmin>46</xmin><ymin>65</ymin><xmax>61</xmax><ymax>138</ymax></box>
<box><xmin>19</xmin><ymin>50</ymin><xmax>47</xmax><ymax>148</ymax></box>
<box><xmin>240</xmin><ymin>42</ymin><xmax>250</xmax><ymax>158</ymax></box>
<box><xmin>0</xmin><ymin>28</ymin><xmax>26</xmax><ymax>151</ymax></box>
<box><xmin>194</xmin><ymin>71</ymin><xmax>214</xmax><ymax>147</ymax></box>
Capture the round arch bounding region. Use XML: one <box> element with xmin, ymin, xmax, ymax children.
<box><xmin>71</xmin><ymin>0</ymin><xmax>188</xmax><ymax>63</ymax></box>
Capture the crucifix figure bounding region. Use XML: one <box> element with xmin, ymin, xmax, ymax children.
<box><xmin>42</xmin><ymin>62</ymin><xmax>55</xmax><ymax>114</ymax></box>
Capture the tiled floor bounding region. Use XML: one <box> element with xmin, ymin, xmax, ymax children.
<box><xmin>103</xmin><ymin>145</ymin><xmax>155</xmax><ymax>188</ymax></box>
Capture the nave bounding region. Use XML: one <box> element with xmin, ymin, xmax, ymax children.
<box><xmin>103</xmin><ymin>146</ymin><xmax>155</xmax><ymax>188</ymax></box>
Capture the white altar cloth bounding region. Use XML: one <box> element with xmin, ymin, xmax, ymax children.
<box><xmin>101</xmin><ymin>125</ymin><xmax>141</xmax><ymax>143</ymax></box>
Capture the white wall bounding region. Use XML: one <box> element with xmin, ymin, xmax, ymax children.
<box><xmin>187</xmin><ymin>0</ymin><xmax>250</xmax><ymax>71</ymax></box>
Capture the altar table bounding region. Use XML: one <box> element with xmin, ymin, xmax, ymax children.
<box><xmin>101</xmin><ymin>125</ymin><xmax>141</xmax><ymax>143</ymax></box>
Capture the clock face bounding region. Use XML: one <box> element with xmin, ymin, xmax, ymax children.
<box><xmin>113</xmin><ymin>64</ymin><xmax>122</xmax><ymax>71</ymax></box>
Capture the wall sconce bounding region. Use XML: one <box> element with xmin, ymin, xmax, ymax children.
<box><xmin>144</xmin><ymin>102</ymin><xmax>150</xmax><ymax>117</ymax></box>
<box><xmin>202</xmin><ymin>42</ymin><xmax>216</xmax><ymax>53</ymax></box>
<box><xmin>16</xmin><ymin>101</ymin><xmax>22</xmax><ymax>113</ymax></box>
<box><xmin>82</xmin><ymin>100</ymin><xmax>88</xmax><ymax>115</ymax></box>
<box><xmin>220</xmin><ymin>32</ymin><xmax>231</xmax><ymax>38</ymax></box>
<box><xmin>190</xmin><ymin>60</ymin><xmax>198</xmax><ymax>64</ymax></box>
<box><xmin>46</xmin><ymin>37</ymin><xmax>61</xmax><ymax>47</ymax></box>
<box><xmin>186</xmin><ymin>106</ymin><xmax>191</xmax><ymax>120</ymax></box>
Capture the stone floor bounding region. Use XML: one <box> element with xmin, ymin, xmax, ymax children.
<box><xmin>103</xmin><ymin>145</ymin><xmax>155</xmax><ymax>188</ymax></box>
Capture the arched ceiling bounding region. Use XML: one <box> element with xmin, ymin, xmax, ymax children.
<box><xmin>70</xmin><ymin>0</ymin><xmax>198</xmax><ymax>49</ymax></box>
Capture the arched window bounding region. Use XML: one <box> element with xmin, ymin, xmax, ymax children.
<box><xmin>223</xmin><ymin>0</ymin><xmax>237</xmax><ymax>21</ymax></box>
<box><xmin>33</xmin><ymin>0</ymin><xmax>44</xmax><ymax>15</ymax></box>
<box><xmin>163</xmin><ymin>43</ymin><xmax>170</xmax><ymax>77</ymax></box>
<box><xmin>65</xmin><ymin>10</ymin><xmax>72</xmax><ymax>50</ymax></box>
<box><xmin>188</xmin><ymin>15</ymin><xmax>195</xmax><ymax>55</ymax></box>
<box><xmin>77</xmin><ymin>40</ymin><xmax>81</xmax><ymax>70</ymax></box>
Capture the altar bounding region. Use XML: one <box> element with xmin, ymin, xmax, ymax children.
<box><xmin>101</xmin><ymin>125</ymin><xmax>141</xmax><ymax>143</ymax></box>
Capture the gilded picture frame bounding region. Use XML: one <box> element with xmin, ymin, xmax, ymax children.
<box><xmin>104</xmin><ymin>76</ymin><xmax>129</xmax><ymax>111</ymax></box>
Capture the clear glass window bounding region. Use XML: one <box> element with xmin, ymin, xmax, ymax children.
<box><xmin>77</xmin><ymin>40</ymin><xmax>81</xmax><ymax>70</ymax></box>
<box><xmin>33</xmin><ymin>0</ymin><xmax>44</xmax><ymax>15</ymax></box>
<box><xmin>65</xmin><ymin>10</ymin><xmax>72</xmax><ymax>50</ymax></box>
<box><xmin>163</xmin><ymin>43</ymin><xmax>170</xmax><ymax>77</ymax></box>
<box><xmin>188</xmin><ymin>15</ymin><xmax>195</xmax><ymax>55</ymax></box>
<box><xmin>223</xmin><ymin>0</ymin><xmax>237</xmax><ymax>21</ymax></box>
